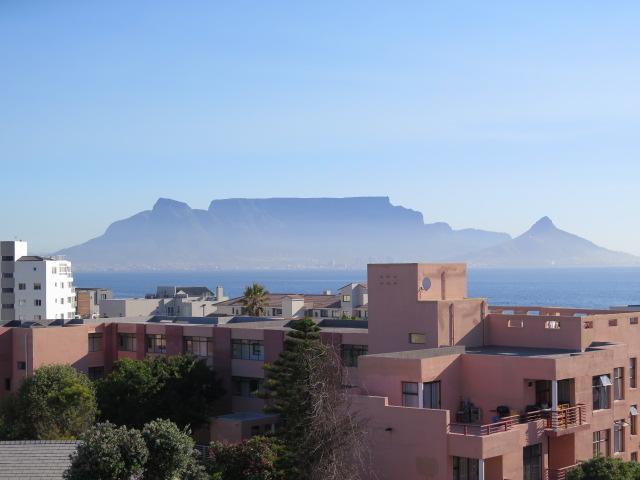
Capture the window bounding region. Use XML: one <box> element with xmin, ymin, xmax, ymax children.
<box><xmin>632</xmin><ymin>452</ymin><xmax>638</xmax><ymax>463</ymax></box>
<box><xmin>609</xmin><ymin>319</ymin><xmax>618</xmax><ymax>327</ymax></box>
<box><xmin>593</xmin><ymin>429</ymin><xmax>610</xmax><ymax>457</ymax></box>
<box><xmin>545</xmin><ymin>320</ymin><xmax>561</xmax><ymax>329</ymax></box>
<box><xmin>523</xmin><ymin>444</ymin><xmax>542</xmax><ymax>480</ymax></box>
<box><xmin>423</xmin><ymin>381</ymin><xmax>441</xmax><ymax>409</ymax></box>
<box><xmin>250</xmin><ymin>425</ymin><xmax>261</xmax><ymax>436</ymax></box>
<box><xmin>1</xmin><ymin>288</ymin><xmax>13</xmax><ymax>293</ymax></box>
<box><xmin>88</xmin><ymin>333</ymin><xmax>103</xmax><ymax>352</ymax></box>
<box><xmin>1</xmin><ymin>255</ymin><xmax>14</xmax><ymax>261</ymax></box>
<box><xmin>593</xmin><ymin>375</ymin><xmax>611</xmax><ymax>410</ymax></box>
<box><xmin>342</xmin><ymin>295</ymin><xmax>351</xmax><ymax>302</ymax></box>
<box><xmin>631</xmin><ymin>405</ymin><xmax>638</xmax><ymax>435</ymax></box>
<box><xmin>146</xmin><ymin>334</ymin><xmax>166</xmax><ymax>354</ymax></box>
<box><xmin>88</xmin><ymin>367</ymin><xmax>104</xmax><ymax>380</ymax></box>
<box><xmin>402</xmin><ymin>382</ymin><xmax>419</xmax><ymax>408</ymax></box>
<box><xmin>16</xmin><ymin>361</ymin><xmax>26</xmax><ymax>370</ymax></box>
<box><xmin>34</xmin><ymin>315</ymin><xmax>42</xmax><ymax>320</ymax></box>
<box><xmin>18</xmin><ymin>299</ymin><xmax>25</xmax><ymax>306</ymax></box>
<box><xmin>614</xmin><ymin>367</ymin><xmax>625</xmax><ymax>400</ymax></box>
<box><xmin>1</xmin><ymin>273</ymin><xmax>12</xmax><ymax>279</ymax></box>
<box><xmin>18</xmin><ymin>283</ymin><xmax>26</xmax><ymax>290</ymax></box>
<box><xmin>231</xmin><ymin>339</ymin><xmax>264</xmax><ymax>361</ymax></box>
<box><xmin>4</xmin><ymin>378</ymin><xmax>10</xmax><ymax>391</ymax></box>
<box><xmin>320</xmin><ymin>309</ymin><xmax>328</xmax><ymax>317</ymax></box>
<box><xmin>33</xmin><ymin>283</ymin><xmax>41</xmax><ymax>290</ymax></box>
<box><xmin>453</xmin><ymin>457</ymin><xmax>479</xmax><ymax>480</ymax></box>
<box><xmin>60</xmin><ymin>282</ymin><xmax>65</xmax><ymax>288</ymax></box>
<box><xmin>272</xmin><ymin>308</ymin><xmax>282</xmax><ymax>316</ymax></box>
<box><xmin>118</xmin><ymin>333</ymin><xmax>136</xmax><ymax>352</ymax></box>
<box><xmin>52</xmin><ymin>267</ymin><xmax>57</xmax><ymax>274</ymax></box>
<box><xmin>631</xmin><ymin>317</ymin><xmax>639</xmax><ymax>325</ymax></box>
<box><xmin>340</xmin><ymin>344</ymin><xmax>368</xmax><ymax>367</ymax></box>
<box><xmin>409</xmin><ymin>333</ymin><xmax>426</xmax><ymax>344</ymax></box>
<box><xmin>183</xmin><ymin>336</ymin><xmax>213</xmax><ymax>357</ymax></box>
<box><xmin>34</xmin><ymin>299</ymin><xmax>42</xmax><ymax>307</ymax></box>
<box><xmin>614</xmin><ymin>421</ymin><xmax>625</xmax><ymax>453</ymax></box>
<box><xmin>231</xmin><ymin>376</ymin><xmax>263</xmax><ymax>397</ymax></box>
<box><xmin>1</xmin><ymin>304</ymin><xmax>13</xmax><ymax>309</ymax></box>
<box><xmin>631</xmin><ymin>359</ymin><xmax>637</xmax><ymax>389</ymax></box>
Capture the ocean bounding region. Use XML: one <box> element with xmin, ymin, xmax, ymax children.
<box><xmin>73</xmin><ymin>268</ymin><xmax>640</xmax><ymax>309</ymax></box>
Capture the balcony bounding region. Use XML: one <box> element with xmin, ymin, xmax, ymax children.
<box><xmin>545</xmin><ymin>404</ymin><xmax>588</xmax><ymax>436</ymax></box>
<box><xmin>547</xmin><ymin>464</ymin><xmax>579</xmax><ymax>480</ymax></box>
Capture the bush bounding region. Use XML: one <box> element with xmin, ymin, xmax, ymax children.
<box><xmin>206</xmin><ymin>436</ymin><xmax>282</xmax><ymax>480</ymax></box>
<box><xmin>566</xmin><ymin>456</ymin><xmax>640</xmax><ymax>480</ymax></box>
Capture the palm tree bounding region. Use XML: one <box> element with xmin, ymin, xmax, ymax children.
<box><xmin>241</xmin><ymin>282</ymin><xmax>269</xmax><ymax>316</ymax></box>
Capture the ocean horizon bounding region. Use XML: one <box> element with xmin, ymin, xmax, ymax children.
<box><xmin>73</xmin><ymin>267</ymin><xmax>640</xmax><ymax>310</ymax></box>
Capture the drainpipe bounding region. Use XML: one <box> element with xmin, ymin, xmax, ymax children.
<box><xmin>478</xmin><ymin>459</ymin><xmax>485</xmax><ymax>480</ymax></box>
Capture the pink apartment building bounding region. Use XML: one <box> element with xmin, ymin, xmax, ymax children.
<box><xmin>1</xmin><ymin>263</ymin><xmax>639</xmax><ymax>480</ymax></box>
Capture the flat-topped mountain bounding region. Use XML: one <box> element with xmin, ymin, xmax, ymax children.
<box><xmin>463</xmin><ymin>216</ymin><xmax>640</xmax><ymax>267</ymax></box>
<box><xmin>57</xmin><ymin>197</ymin><xmax>510</xmax><ymax>270</ymax></box>
<box><xmin>57</xmin><ymin>198</ymin><xmax>640</xmax><ymax>270</ymax></box>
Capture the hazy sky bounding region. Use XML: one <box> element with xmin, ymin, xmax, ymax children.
<box><xmin>1</xmin><ymin>1</ymin><xmax>639</xmax><ymax>255</ymax></box>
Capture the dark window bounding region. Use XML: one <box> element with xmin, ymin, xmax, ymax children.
<box><xmin>1</xmin><ymin>288</ymin><xmax>13</xmax><ymax>293</ymax></box>
<box><xmin>1</xmin><ymin>256</ymin><xmax>14</xmax><ymax>261</ymax></box>
<box><xmin>251</xmin><ymin>425</ymin><xmax>261</xmax><ymax>436</ymax></box>
<box><xmin>1</xmin><ymin>273</ymin><xmax>12</xmax><ymax>279</ymax></box>
<box><xmin>16</xmin><ymin>361</ymin><xmax>26</xmax><ymax>370</ymax></box>
<box><xmin>4</xmin><ymin>378</ymin><xmax>10</xmax><ymax>391</ymax></box>
<box><xmin>183</xmin><ymin>336</ymin><xmax>213</xmax><ymax>357</ymax></box>
<box><xmin>453</xmin><ymin>457</ymin><xmax>479</xmax><ymax>480</ymax></box>
<box><xmin>33</xmin><ymin>283</ymin><xmax>41</xmax><ymax>290</ymax></box>
<box><xmin>614</xmin><ymin>367</ymin><xmax>625</xmax><ymax>400</ymax></box>
<box><xmin>320</xmin><ymin>309</ymin><xmax>328</xmax><ymax>317</ymax></box>
<box><xmin>340</xmin><ymin>344</ymin><xmax>368</xmax><ymax>367</ymax></box>
<box><xmin>523</xmin><ymin>444</ymin><xmax>542</xmax><ymax>480</ymax></box>
<box><xmin>593</xmin><ymin>429</ymin><xmax>610</xmax><ymax>457</ymax></box>
<box><xmin>409</xmin><ymin>333</ymin><xmax>426</xmax><ymax>344</ymax></box>
<box><xmin>631</xmin><ymin>358</ymin><xmax>637</xmax><ymax>389</ymax></box>
<box><xmin>146</xmin><ymin>334</ymin><xmax>166</xmax><ymax>354</ymax></box>
<box><xmin>88</xmin><ymin>333</ymin><xmax>103</xmax><ymax>352</ymax></box>
<box><xmin>558</xmin><ymin>379</ymin><xmax>572</xmax><ymax>405</ymax></box>
<box><xmin>632</xmin><ymin>452</ymin><xmax>638</xmax><ymax>462</ymax></box>
<box><xmin>423</xmin><ymin>381</ymin><xmax>441</xmax><ymax>409</ymax></box>
<box><xmin>231</xmin><ymin>376</ymin><xmax>263</xmax><ymax>397</ymax></box>
<box><xmin>402</xmin><ymin>382</ymin><xmax>419</xmax><ymax>407</ymax></box>
<box><xmin>18</xmin><ymin>283</ymin><xmax>25</xmax><ymax>290</ymax></box>
<box><xmin>535</xmin><ymin>380</ymin><xmax>551</xmax><ymax>406</ymax></box>
<box><xmin>88</xmin><ymin>366</ymin><xmax>104</xmax><ymax>380</ymax></box>
<box><xmin>231</xmin><ymin>339</ymin><xmax>264</xmax><ymax>361</ymax></box>
<box><xmin>593</xmin><ymin>375</ymin><xmax>611</xmax><ymax>410</ymax></box>
<box><xmin>614</xmin><ymin>421</ymin><xmax>625</xmax><ymax>453</ymax></box>
<box><xmin>117</xmin><ymin>333</ymin><xmax>136</xmax><ymax>352</ymax></box>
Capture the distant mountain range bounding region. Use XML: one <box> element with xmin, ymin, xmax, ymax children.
<box><xmin>57</xmin><ymin>197</ymin><xmax>640</xmax><ymax>270</ymax></box>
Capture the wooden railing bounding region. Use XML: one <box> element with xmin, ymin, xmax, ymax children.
<box><xmin>448</xmin><ymin>404</ymin><xmax>587</xmax><ymax>437</ymax></box>
<box><xmin>547</xmin><ymin>463</ymin><xmax>579</xmax><ymax>480</ymax></box>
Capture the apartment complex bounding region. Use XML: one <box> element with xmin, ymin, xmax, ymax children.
<box><xmin>215</xmin><ymin>282</ymin><xmax>368</xmax><ymax>319</ymax></box>
<box><xmin>75</xmin><ymin>288</ymin><xmax>113</xmax><ymax>318</ymax></box>
<box><xmin>1</xmin><ymin>241</ymin><xmax>75</xmax><ymax>322</ymax></box>
<box><xmin>1</xmin><ymin>263</ymin><xmax>640</xmax><ymax>479</ymax></box>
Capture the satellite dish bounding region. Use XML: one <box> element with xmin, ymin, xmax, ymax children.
<box><xmin>422</xmin><ymin>277</ymin><xmax>432</xmax><ymax>291</ymax></box>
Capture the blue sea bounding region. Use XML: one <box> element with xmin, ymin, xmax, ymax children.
<box><xmin>73</xmin><ymin>268</ymin><xmax>640</xmax><ymax>309</ymax></box>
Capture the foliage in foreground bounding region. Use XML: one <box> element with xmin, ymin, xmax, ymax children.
<box><xmin>65</xmin><ymin>419</ymin><xmax>207</xmax><ymax>480</ymax></box>
<box><xmin>0</xmin><ymin>364</ymin><xmax>96</xmax><ymax>440</ymax></box>
<box><xmin>96</xmin><ymin>354</ymin><xmax>223</xmax><ymax>429</ymax></box>
<box><xmin>241</xmin><ymin>283</ymin><xmax>269</xmax><ymax>316</ymax></box>
<box><xmin>206</xmin><ymin>436</ymin><xmax>282</xmax><ymax>480</ymax></box>
<box><xmin>566</xmin><ymin>456</ymin><xmax>640</xmax><ymax>480</ymax></box>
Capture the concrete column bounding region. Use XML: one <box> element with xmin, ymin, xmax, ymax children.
<box><xmin>551</xmin><ymin>380</ymin><xmax>558</xmax><ymax>411</ymax></box>
<box><xmin>418</xmin><ymin>382</ymin><xmax>424</xmax><ymax>408</ymax></box>
<box><xmin>478</xmin><ymin>459</ymin><xmax>485</xmax><ymax>480</ymax></box>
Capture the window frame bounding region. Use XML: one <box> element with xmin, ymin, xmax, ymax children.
<box><xmin>614</xmin><ymin>367</ymin><xmax>625</xmax><ymax>400</ymax></box>
<box><xmin>593</xmin><ymin>429</ymin><xmax>610</xmax><ymax>457</ymax></box>
<box><xmin>593</xmin><ymin>375</ymin><xmax>611</xmax><ymax>410</ymax></box>
<box><xmin>117</xmin><ymin>333</ymin><xmax>137</xmax><ymax>352</ymax></box>
<box><xmin>402</xmin><ymin>381</ymin><xmax>419</xmax><ymax>408</ymax></box>
<box><xmin>145</xmin><ymin>334</ymin><xmax>167</xmax><ymax>354</ymax></box>
<box><xmin>88</xmin><ymin>333</ymin><xmax>103</xmax><ymax>352</ymax></box>
<box><xmin>231</xmin><ymin>339</ymin><xmax>264</xmax><ymax>361</ymax></box>
<box><xmin>340</xmin><ymin>344</ymin><xmax>368</xmax><ymax>368</ymax></box>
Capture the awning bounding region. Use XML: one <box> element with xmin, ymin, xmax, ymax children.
<box><xmin>600</xmin><ymin>375</ymin><xmax>613</xmax><ymax>387</ymax></box>
<box><xmin>631</xmin><ymin>406</ymin><xmax>638</xmax><ymax>416</ymax></box>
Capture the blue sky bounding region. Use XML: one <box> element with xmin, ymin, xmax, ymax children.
<box><xmin>1</xmin><ymin>1</ymin><xmax>639</xmax><ymax>255</ymax></box>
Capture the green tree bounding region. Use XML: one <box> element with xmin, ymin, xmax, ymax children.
<box><xmin>242</xmin><ymin>283</ymin><xmax>269</xmax><ymax>316</ymax></box>
<box><xmin>142</xmin><ymin>419</ymin><xmax>206</xmax><ymax>480</ymax></box>
<box><xmin>96</xmin><ymin>355</ymin><xmax>223</xmax><ymax>429</ymax></box>
<box><xmin>2</xmin><ymin>364</ymin><xmax>97</xmax><ymax>439</ymax></box>
<box><xmin>566</xmin><ymin>456</ymin><xmax>640</xmax><ymax>480</ymax></box>
<box><xmin>64</xmin><ymin>422</ymin><xmax>148</xmax><ymax>480</ymax></box>
<box><xmin>206</xmin><ymin>436</ymin><xmax>282</xmax><ymax>480</ymax></box>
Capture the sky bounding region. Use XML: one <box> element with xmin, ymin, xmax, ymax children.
<box><xmin>1</xmin><ymin>1</ymin><xmax>640</xmax><ymax>255</ymax></box>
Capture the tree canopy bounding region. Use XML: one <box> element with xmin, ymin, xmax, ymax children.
<box><xmin>0</xmin><ymin>364</ymin><xmax>97</xmax><ymax>440</ymax></box>
<box><xmin>566</xmin><ymin>456</ymin><xmax>640</xmax><ymax>480</ymax></box>
<box><xmin>241</xmin><ymin>283</ymin><xmax>269</xmax><ymax>316</ymax></box>
<box><xmin>96</xmin><ymin>354</ymin><xmax>223</xmax><ymax>429</ymax></box>
<box><xmin>206</xmin><ymin>436</ymin><xmax>281</xmax><ymax>480</ymax></box>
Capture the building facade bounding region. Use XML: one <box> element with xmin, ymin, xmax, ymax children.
<box><xmin>75</xmin><ymin>288</ymin><xmax>113</xmax><ymax>318</ymax></box>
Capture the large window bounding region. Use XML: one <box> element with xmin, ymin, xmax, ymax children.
<box><xmin>614</xmin><ymin>421</ymin><xmax>625</xmax><ymax>453</ymax></box>
<box><xmin>183</xmin><ymin>336</ymin><xmax>213</xmax><ymax>357</ymax></box>
<box><xmin>118</xmin><ymin>333</ymin><xmax>136</xmax><ymax>352</ymax></box>
<box><xmin>523</xmin><ymin>444</ymin><xmax>542</xmax><ymax>480</ymax></box>
<box><xmin>593</xmin><ymin>429</ymin><xmax>610</xmax><ymax>457</ymax></box>
<box><xmin>231</xmin><ymin>339</ymin><xmax>264</xmax><ymax>361</ymax></box>
<box><xmin>340</xmin><ymin>344</ymin><xmax>368</xmax><ymax>367</ymax></box>
<box><xmin>402</xmin><ymin>382</ymin><xmax>419</xmax><ymax>408</ymax></box>
<box><xmin>453</xmin><ymin>457</ymin><xmax>479</xmax><ymax>480</ymax></box>
<box><xmin>146</xmin><ymin>334</ymin><xmax>166</xmax><ymax>354</ymax></box>
<box><xmin>593</xmin><ymin>375</ymin><xmax>612</xmax><ymax>410</ymax></box>
<box><xmin>614</xmin><ymin>367</ymin><xmax>625</xmax><ymax>400</ymax></box>
<box><xmin>631</xmin><ymin>358</ymin><xmax>637</xmax><ymax>389</ymax></box>
<box><xmin>423</xmin><ymin>381</ymin><xmax>441</xmax><ymax>409</ymax></box>
<box><xmin>88</xmin><ymin>333</ymin><xmax>103</xmax><ymax>352</ymax></box>
<box><xmin>231</xmin><ymin>376</ymin><xmax>264</xmax><ymax>397</ymax></box>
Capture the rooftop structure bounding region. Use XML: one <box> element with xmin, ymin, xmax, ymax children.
<box><xmin>0</xmin><ymin>440</ymin><xmax>78</xmax><ymax>479</ymax></box>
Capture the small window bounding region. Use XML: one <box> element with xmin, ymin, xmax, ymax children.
<box><xmin>401</xmin><ymin>382</ymin><xmax>419</xmax><ymax>407</ymax></box>
<box><xmin>340</xmin><ymin>344</ymin><xmax>368</xmax><ymax>367</ymax></box>
<box><xmin>631</xmin><ymin>358</ymin><xmax>637</xmax><ymax>389</ymax></box>
<box><xmin>545</xmin><ymin>320</ymin><xmax>561</xmax><ymax>329</ymax></box>
<box><xmin>4</xmin><ymin>378</ymin><xmax>10</xmax><ymax>391</ymax></box>
<box><xmin>117</xmin><ymin>333</ymin><xmax>137</xmax><ymax>352</ymax></box>
<box><xmin>508</xmin><ymin>319</ymin><xmax>524</xmax><ymax>328</ymax></box>
<box><xmin>614</xmin><ymin>421</ymin><xmax>625</xmax><ymax>453</ymax></box>
<box><xmin>88</xmin><ymin>366</ymin><xmax>104</xmax><ymax>380</ymax></box>
<box><xmin>34</xmin><ymin>299</ymin><xmax>42</xmax><ymax>307</ymax></box>
<box><xmin>609</xmin><ymin>319</ymin><xmax>618</xmax><ymax>327</ymax></box>
<box><xmin>584</xmin><ymin>320</ymin><xmax>594</xmax><ymax>329</ymax></box>
<box><xmin>16</xmin><ymin>361</ymin><xmax>26</xmax><ymax>370</ymax></box>
<box><xmin>88</xmin><ymin>333</ymin><xmax>103</xmax><ymax>352</ymax></box>
<box><xmin>614</xmin><ymin>367</ymin><xmax>625</xmax><ymax>400</ymax></box>
<box><xmin>18</xmin><ymin>283</ymin><xmax>26</xmax><ymax>290</ymax></box>
<box><xmin>631</xmin><ymin>405</ymin><xmax>638</xmax><ymax>436</ymax></box>
<box><xmin>631</xmin><ymin>317</ymin><xmax>639</xmax><ymax>325</ymax></box>
<box><xmin>409</xmin><ymin>333</ymin><xmax>426</xmax><ymax>344</ymax></box>
<box><xmin>632</xmin><ymin>452</ymin><xmax>638</xmax><ymax>463</ymax></box>
<box><xmin>342</xmin><ymin>295</ymin><xmax>351</xmax><ymax>302</ymax></box>
<box><xmin>33</xmin><ymin>283</ymin><xmax>41</xmax><ymax>290</ymax></box>
<box><xmin>593</xmin><ymin>375</ymin><xmax>611</xmax><ymax>410</ymax></box>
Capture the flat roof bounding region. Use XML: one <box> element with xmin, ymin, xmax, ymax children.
<box><xmin>465</xmin><ymin>345</ymin><xmax>581</xmax><ymax>358</ymax></box>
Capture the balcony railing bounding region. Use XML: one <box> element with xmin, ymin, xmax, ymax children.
<box><xmin>448</xmin><ymin>404</ymin><xmax>587</xmax><ymax>437</ymax></box>
<box><xmin>547</xmin><ymin>463</ymin><xmax>579</xmax><ymax>480</ymax></box>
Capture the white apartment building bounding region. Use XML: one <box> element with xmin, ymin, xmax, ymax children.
<box><xmin>1</xmin><ymin>241</ymin><xmax>76</xmax><ymax>322</ymax></box>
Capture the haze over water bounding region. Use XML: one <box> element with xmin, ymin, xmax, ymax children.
<box><xmin>74</xmin><ymin>268</ymin><xmax>640</xmax><ymax>310</ymax></box>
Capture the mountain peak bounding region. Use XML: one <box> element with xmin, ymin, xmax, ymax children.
<box><xmin>528</xmin><ymin>216</ymin><xmax>556</xmax><ymax>234</ymax></box>
<box><xmin>152</xmin><ymin>198</ymin><xmax>191</xmax><ymax>212</ymax></box>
